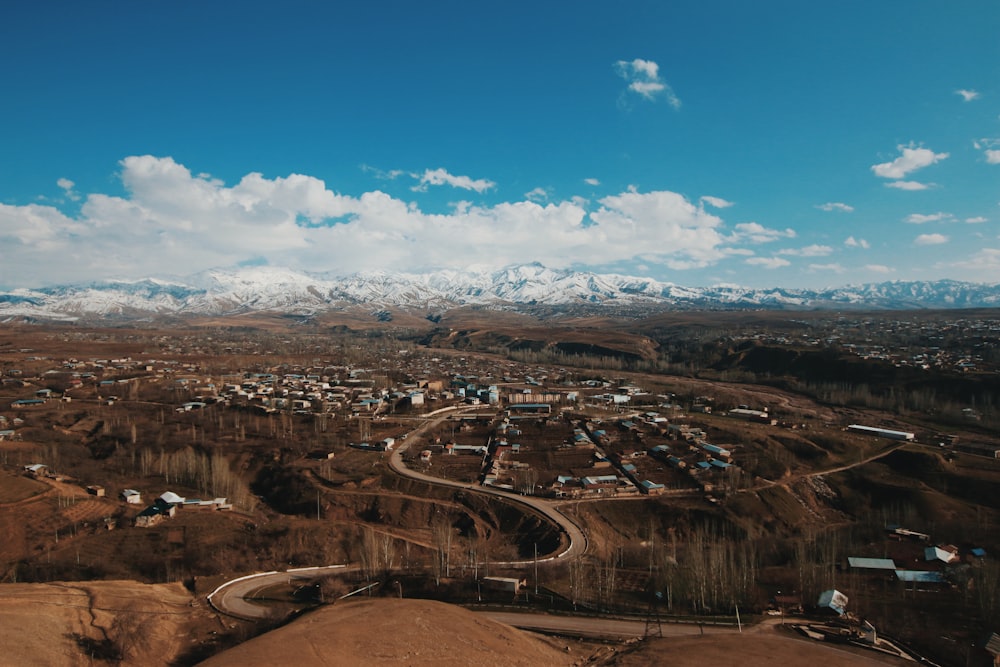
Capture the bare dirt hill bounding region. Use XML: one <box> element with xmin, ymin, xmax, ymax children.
<box><xmin>0</xmin><ymin>580</ymin><xmax>208</xmax><ymax>666</ymax></box>
<box><xmin>605</xmin><ymin>630</ymin><xmax>914</xmax><ymax>666</ymax></box>
<box><xmin>197</xmin><ymin>598</ymin><xmax>578</xmax><ymax>667</ymax></box>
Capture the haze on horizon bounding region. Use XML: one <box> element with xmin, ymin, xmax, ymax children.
<box><xmin>1</xmin><ymin>1</ymin><xmax>998</xmax><ymax>291</ymax></box>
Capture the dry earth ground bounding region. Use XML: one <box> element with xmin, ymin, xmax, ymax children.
<box><xmin>0</xmin><ymin>580</ymin><xmax>212</xmax><ymax>666</ymax></box>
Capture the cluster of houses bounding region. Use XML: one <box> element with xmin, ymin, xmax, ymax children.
<box><xmin>129</xmin><ymin>489</ymin><xmax>232</xmax><ymax>527</ymax></box>
<box><xmin>19</xmin><ymin>464</ymin><xmax>231</xmax><ymax>529</ymax></box>
<box><xmin>0</xmin><ymin>414</ymin><xmax>22</xmax><ymax>441</ymax></box>
<box><xmin>351</xmin><ymin>437</ymin><xmax>397</xmax><ymax>452</ymax></box>
<box><xmin>844</xmin><ymin>342</ymin><xmax>986</xmax><ymax>374</ymax></box>
<box><xmin>845</xmin><ymin>526</ymin><xmax>989</xmax><ymax>587</ymax></box>
<box><xmin>646</xmin><ymin>422</ymin><xmax>739</xmax><ymax>492</ymax></box>
<box><xmin>437</xmin><ymin>409</ymin><xmax>743</xmax><ymax>499</ymax></box>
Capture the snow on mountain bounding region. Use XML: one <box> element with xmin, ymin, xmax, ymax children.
<box><xmin>1</xmin><ymin>266</ymin><xmax>999</xmax><ymax>321</ymax></box>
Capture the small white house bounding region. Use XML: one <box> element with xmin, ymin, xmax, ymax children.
<box><xmin>159</xmin><ymin>491</ymin><xmax>185</xmax><ymax>505</ymax></box>
<box><xmin>817</xmin><ymin>589</ymin><xmax>848</xmax><ymax>615</ymax></box>
<box><xmin>121</xmin><ymin>489</ymin><xmax>142</xmax><ymax>504</ymax></box>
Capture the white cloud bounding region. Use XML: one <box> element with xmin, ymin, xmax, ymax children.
<box><xmin>730</xmin><ymin>222</ymin><xmax>796</xmax><ymax>244</ymax></box>
<box><xmin>808</xmin><ymin>263</ymin><xmax>844</xmax><ymax>273</ymax></box>
<box><xmin>871</xmin><ymin>144</ymin><xmax>949</xmax><ymax>179</ymax></box>
<box><xmin>56</xmin><ymin>177</ymin><xmax>80</xmax><ymax>201</ymax></box>
<box><xmin>360</xmin><ymin>165</ymin><xmax>406</xmax><ymax>181</ymax></box>
<box><xmin>779</xmin><ymin>244</ymin><xmax>833</xmax><ymax>257</ymax></box>
<box><xmin>584</xmin><ymin>178</ymin><xmax>600</xmax><ymax>186</ymax></box>
<box><xmin>905</xmin><ymin>212</ymin><xmax>954</xmax><ymax>224</ymax></box>
<box><xmin>973</xmin><ymin>138</ymin><xmax>1000</xmax><ymax>165</ymax></box>
<box><xmin>956</xmin><ymin>89</ymin><xmax>981</xmax><ymax>102</ymax></box>
<box><xmin>844</xmin><ymin>236</ymin><xmax>870</xmax><ymax>249</ymax></box>
<box><xmin>936</xmin><ymin>249</ymin><xmax>1000</xmax><ymax>282</ymax></box>
<box><xmin>885</xmin><ymin>180</ymin><xmax>931</xmax><ymax>191</ymax></box>
<box><xmin>614</xmin><ymin>58</ymin><xmax>681</xmax><ymax>109</ymax></box>
<box><xmin>865</xmin><ymin>264</ymin><xmax>892</xmax><ymax>274</ymax></box>
<box><xmin>914</xmin><ymin>233</ymin><xmax>949</xmax><ymax>245</ymax></box>
<box><xmin>963</xmin><ymin>248</ymin><xmax>1000</xmax><ymax>271</ymax></box>
<box><xmin>524</xmin><ymin>187</ymin><xmax>548</xmax><ymax>202</ymax></box>
<box><xmin>1</xmin><ymin>155</ymin><xmax>760</xmax><ymax>287</ymax></box>
<box><xmin>966</xmin><ymin>216</ymin><xmax>988</xmax><ymax>224</ymax></box>
<box><xmin>745</xmin><ymin>256</ymin><xmax>790</xmax><ymax>269</ymax></box>
<box><xmin>700</xmin><ymin>195</ymin><xmax>733</xmax><ymax>209</ymax></box>
<box><xmin>816</xmin><ymin>202</ymin><xmax>854</xmax><ymax>213</ymax></box>
<box><xmin>412</xmin><ymin>168</ymin><xmax>495</xmax><ymax>193</ymax></box>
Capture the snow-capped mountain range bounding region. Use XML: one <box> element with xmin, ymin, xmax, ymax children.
<box><xmin>2</xmin><ymin>264</ymin><xmax>999</xmax><ymax>321</ymax></box>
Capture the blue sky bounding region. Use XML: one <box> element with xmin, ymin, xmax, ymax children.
<box><xmin>2</xmin><ymin>1</ymin><xmax>998</xmax><ymax>290</ymax></box>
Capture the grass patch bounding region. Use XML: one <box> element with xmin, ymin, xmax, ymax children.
<box><xmin>0</xmin><ymin>471</ymin><xmax>48</xmax><ymax>503</ymax></box>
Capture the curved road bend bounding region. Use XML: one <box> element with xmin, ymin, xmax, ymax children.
<box><xmin>388</xmin><ymin>407</ymin><xmax>588</xmax><ymax>564</ymax></box>
<box><xmin>210</xmin><ymin>407</ymin><xmax>588</xmax><ymax>620</ymax></box>
<box><xmin>208</xmin><ymin>565</ymin><xmax>347</xmax><ymax>621</ymax></box>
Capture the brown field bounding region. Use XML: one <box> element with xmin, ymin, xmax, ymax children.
<box><xmin>0</xmin><ymin>579</ymin><xmax>210</xmax><ymax>666</ymax></box>
<box><xmin>2</xmin><ymin>316</ymin><xmax>1000</xmax><ymax>666</ymax></box>
<box><xmin>0</xmin><ymin>469</ymin><xmax>48</xmax><ymax>503</ymax></box>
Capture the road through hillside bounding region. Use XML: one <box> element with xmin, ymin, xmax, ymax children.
<box><xmin>387</xmin><ymin>407</ymin><xmax>588</xmax><ymax>564</ymax></box>
<box><xmin>210</xmin><ymin>406</ymin><xmax>587</xmax><ymax>621</ymax></box>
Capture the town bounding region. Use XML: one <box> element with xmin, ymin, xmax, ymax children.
<box><xmin>1</xmin><ymin>318</ymin><xmax>999</xmax><ymax>666</ymax></box>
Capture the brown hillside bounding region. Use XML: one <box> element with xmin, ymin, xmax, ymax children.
<box><xmin>197</xmin><ymin>598</ymin><xmax>576</xmax><ymax>667</ymax></box>
<box><xmin>0</xmin><ymin>580</ymin><xmax>205</xmax><ymax>666</ymax></box>
<box><xmin>607</xmin><ymin>629</ymin><xmax>914</xmax><ymax>667</ymax></box>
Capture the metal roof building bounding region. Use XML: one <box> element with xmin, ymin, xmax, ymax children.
<box><xmin>895</xmin><ymin>570</ymin><xmax>945</xmax><ymax>583</ymax></box>
<box><xmin>848</xmin><ymin>557</ymin><xmax>897</xmax><ymax>570</ymax></box>
<box><xmin>847</xmin><ymin>424</ymin><xmax>915</xmax><ymax>441</ymax></box>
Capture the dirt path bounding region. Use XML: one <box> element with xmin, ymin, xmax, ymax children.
<box><xmin>752</xmin><ymin>441</ymin><xmax>905</xmax><ymax>492</ymax></box>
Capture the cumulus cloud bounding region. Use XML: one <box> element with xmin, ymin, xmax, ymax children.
<box><xmin>614</xmin><ymin>58</ymin><xmax>681</xmax><ymax>108</ymax></box>
<box><xmin>360</xmin><ymin>164</ymin><xmax>406</xmax><ymax>181</ymax></box>
<box><xmin>844</xmin><ymin>236</ymin><xmax>870</xmax><ymax>249</ymax></box>
<box><xmin>974</xmin><ymin>139</ymin><xmax>1000</xmax><ymax>164</ymax></box>
<box><xmin>871</xmin><ymin>144</ymin><xmax>949</xmax><ymax>179</ymax></box>
<box><xmin>963</xmin><ymin>248</ymin><xmax>1000</xmax><ymax>271</ymax></box>
<box><xmin>816</xmin><ymin>202</ymin><xmax>854</xmax><ymax>213</ymax></box>
<box><xmin>524</xmin><ymin>187</ymin><xmax>548</xmax><ymax>202</ymax></box>
<box><xmin>412</xmin><ymin>168</ymin><xmax>495</xmax><ymax>193</ymax></box>
<box><xmin>700</xmin><ymin>196</ymin><xmax>733</xmax><ymax>209</ymax></box>
<box><xmin>0</xmin><ymin>155</ymin><xmax>764</xmax><ymax>287</ymax></box>
<box><xmin>914</xmin><ymin>233</ymin><xmax>949</xmax><ymax>245</ymax></box>
<box><xmin>778</xmin><ymin>244</ymin><xmax>833</xmax><ymax>257</ymax></box>
<box><xmin>936</xmin><ymin>249</ymin><xmax>1000</xmax><ymax>282</ymax></box>
<box><xmin>808</xmin><ymin>263</ymin><xmax>844</xmax><ymax>273</ymax></box>
<box><xmin>745</xmin><ymin>256</ymin><xmax>790</xmax><ymax>269</ymax></box>
<box><xmin>866</xmin><ymin>264</ymin><xmax>892</xmax><ymax>274</ymax></box>
<box><xmin>884</xmin><ymin>180</ymin><xmax>931</xmax><ymax>191</ymax></box>
<box><xmin>584</xmin><ymin>178</ymin><xmax>600</xmax><ymax>186</ymax></box>
<box><xmin>956</xmin><ymin>89</ymin><xmax>981</xmax><ymax>102</ymax></box>
<box><xmin>905</xmin><ymin>212</ymin><xmax>954</xmax><ymax>224</ymax></box>
<box><xmin>57</xmin><ymin>177</ymin><xmax>80</xmax><ymax>201</ymax></box>
<box><xmin>729</xmin><ymin>222</ymin><xmax>796</xmax><ymax>244</ymax></box>
<box><xmin>966</xmin><ymin>216</ymin><xmax>988</xmax><ymax>224</ymax></box>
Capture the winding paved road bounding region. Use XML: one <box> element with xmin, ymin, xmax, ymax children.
<box><xmin>207</xmin><ymin>565</ymin><xmax>347</xmax><ymax>620</ymax></box>
<box><xmin>209</xmin><ymin>405</ymin><xmax>588</xmax><ymax>621</ymax></box>
<box><xmin>387</xmin><ymin>406</ymin><xmax>588</xmax><ymax>564</ymax></box>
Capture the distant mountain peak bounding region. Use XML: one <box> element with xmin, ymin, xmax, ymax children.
<box><xmin>2</xmin><ymin>265</ymin><xmax>999</xmax><ymax>321</ymax></box>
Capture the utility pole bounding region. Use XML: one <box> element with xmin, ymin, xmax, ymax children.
<box><xmin>534</xmin><ymin>543</ymin><xmax>539</xmax><ymax>594</ymax></box>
